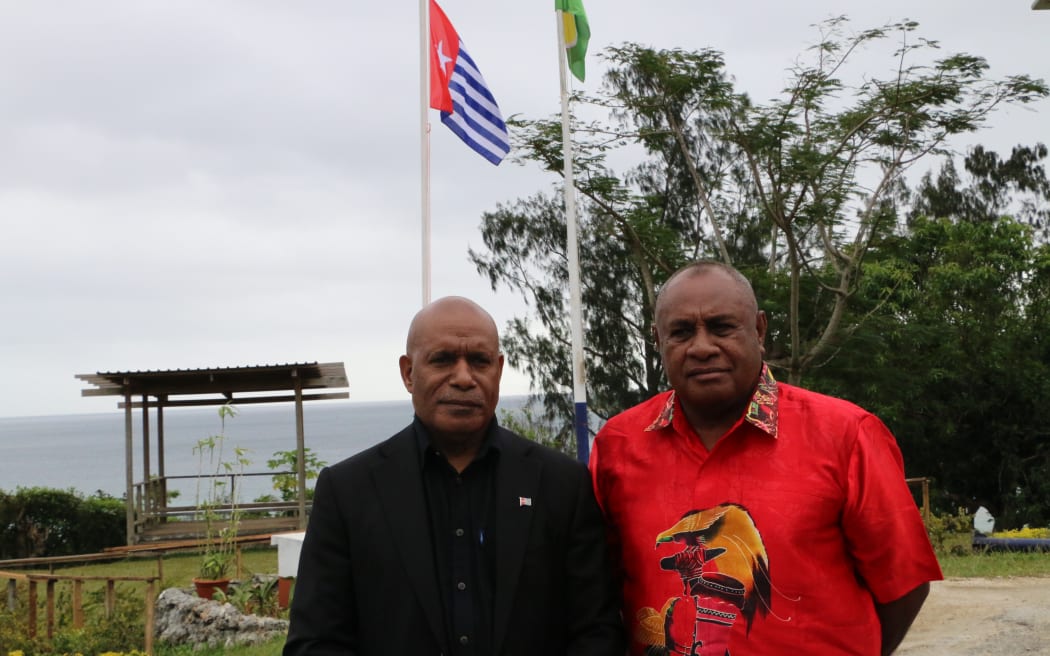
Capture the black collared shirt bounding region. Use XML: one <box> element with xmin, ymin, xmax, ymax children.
<box><xmin>414</xmin><ymin>417</ymin><xmax>500</xmax><ymax>656</ymax></box>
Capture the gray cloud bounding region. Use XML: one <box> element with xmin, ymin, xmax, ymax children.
<box><xmin>1</xmin><ymin>0</ymin><xmax>1046</xmax><ymax>416</ymax></box>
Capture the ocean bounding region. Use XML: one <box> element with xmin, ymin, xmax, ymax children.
<box><xmin>0</xmin><ymin>396</ymin><xmax>531</xmax><ymax>502</ymax></box>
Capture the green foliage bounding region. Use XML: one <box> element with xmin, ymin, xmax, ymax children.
<box><xmin>0</xmin><ymin>488</ymin><xmax>125</xmax><ymax>559</ymax></box>
<box><xmin>810</xmin><ymin>144</ymin><xmax>1050</xmax><ymax>529</ymax></box>
<box><xmin>991</xmin><ymin>527</ymin><xmax>1050</xmax><ymax>539</ymax></box>
<box><xmin>265</xmin><ymin>448</ymin><xmax>326</xmax><ymax>503</ymax></box>
<box><xmin>0</xmin><ymin>584</ymin><xmax>145</xmax><ymax>655</ymax></box>
<box><xmin>213</xmin><ymin>576</ymin><xmax>282</xmax><ymax>619</ymax></box>
<box><xmin>0</xmin><ymin>606</ymin><xmax>31</xmax><ymax>653</ymax></box>
<box><xmin>193</xmin><ymin>404</ymin><xmax>248</xmax><ymax>581</ymax></box>
<box><xmin>925</xmin><ymin>507</ymin><xmax>974</xmax><ymax>556</ymax></box>
<box><xmin>472</xmin><ymin>17</ymin><xmax>1048</xmax><ymax>443</ymax></box>
<box><xmin>499</xmin><ymin>404</ymin><xmax>573</xmax><ymax>455</ymax></box>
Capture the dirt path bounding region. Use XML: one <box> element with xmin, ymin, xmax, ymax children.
<box><xmin>896</xmin><ymin>577</ymin><xmax>1050</xmax><ymax>655</ymax></box>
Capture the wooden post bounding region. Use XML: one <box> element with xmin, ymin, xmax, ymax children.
<box><xmin>125</xmin><ymin>383</ymin><xmax>136</xmax><ymax>544</ymax></box>
<box><xmin>27</xmin><ymin>580</ymin><xmax>37</xmax><ymax>638</ymax></box>
<box><xmin>906</xmin><ymin>477</ymin><xmax>931</xmax><ymax>524</ymax></box>
<box><xmin>144</xmin><ymin>580</ymin><xmax>156</xmax><ymax>655</ymax></box>
<box><xmin>293</xmin><ymin>370</ymin><xmax>307</xmax><ymax>529</ymax></box>
<box><xmin>158</xmin><ymin>399</ymin><xmax>167</xmax><ymax>520</ymax></box>
<box><xmin>105</xmin><ymin>579</ymin><xmax>116</xmax><ymax>617</ymax></box>
<box><xmin>142</xmin><ymin>394</ymin><xmax>151</xmax><ymax>513</ymax></box>
<box><xmin>922</xmin><ymin>478</ymin><xmax>931</xmax><ymax>525</ymax></box>
<box><xmin>46</xmin><ymin>579</ymin><xmax>56</xmax><ymax>639</ymax></box>
<box><xmin>73</xmin><ymin>579</ymin><xmax>84</xmax><ymax>628</ymax></box>
<box><xmin>6</xmin><ymin>579</ymin><xmax>15</xmax><ymax>611</ymax></box>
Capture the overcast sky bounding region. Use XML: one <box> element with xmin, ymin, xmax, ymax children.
<box><xmin>1</xmin><ymin>1</ymin><xmax>1047</xmax><ymax>418</ymax></box>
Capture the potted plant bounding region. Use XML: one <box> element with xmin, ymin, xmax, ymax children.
<box><xmin>192</xmin><ymin>403</ymin><xmax>250</xmax><ymax>599</ymax></box>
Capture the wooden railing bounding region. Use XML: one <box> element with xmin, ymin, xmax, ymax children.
<box><xmin>131</xmin><ymin>471</ymin><xmax>309</xmax><ymax>541</ymax></box>
<box><xmin>0</xmin><ymin>534</ymin><xmax>282</xmax><ymax>655</ymax></box>
<box><xmin>1</xmin><ymin>566</ymin><xmax>160</xmax><ymax>654</ymax></box>
<box><xmin>906</xmin><ymin>476</ymin><xmax>931</xmax><ymax>524</ymax></box>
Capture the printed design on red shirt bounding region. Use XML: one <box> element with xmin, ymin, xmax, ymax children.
<box><xmin>635</xmin><ymin>503</ymin><xmax>771</xmax><ymax>656</ymax></box>
<box><xmin>645</xmin><ymin>365</ymin><xmax>779</xmax><ymax>438</ymax></box>
<box><xmin>744</xmin><ymin>366</ymin><xmax>778</xmax><ymax>436</ymax></box>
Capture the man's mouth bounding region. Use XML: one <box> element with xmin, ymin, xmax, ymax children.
<box><xmin>687</xmin><ymin>368</ymin><xmax>728</xmax><ymax>379</ymax></box>
<box><xmin>440</xmin><ymin>399</ymin><xmax>483</xmax><ymax>409</ymax></box>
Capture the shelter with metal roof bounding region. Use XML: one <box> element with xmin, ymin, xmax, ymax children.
<box><xmin>76</xmin><ymin>362</ymin><xmax>349</xmax><ymax>545</ymax></box>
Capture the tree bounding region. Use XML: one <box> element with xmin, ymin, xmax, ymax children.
<box><xmin>470</xmin><ymin>18</ymin><xmax>1047</xmax><ymax>443</ymax></box>
<box><xmin>909</xmin><ymin>143</ymin><xmax>1050</xmax><ymax>240</ymax></box>
<box><xmin>811</xmin><ymin>144</ymin><xmax>1050</xmax><ymax>528</ymax></box>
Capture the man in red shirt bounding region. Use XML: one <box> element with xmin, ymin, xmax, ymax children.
<box><xmin>590</xmin><ymin>261</ymin><xmax>942</xmax><ymax>656</ymax></box>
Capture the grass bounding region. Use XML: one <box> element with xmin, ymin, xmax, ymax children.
<box><xmin>48</xmin><ymin>545</ymin><xmax>279</xmax><ymax>590</ymax></box>
<box><xmin>930</xmin><ymin>527</ymin><xmax>1050</xmax><ymax>578</ymax></box>
<box><xmin>8</xmin><ymin>538</ymin><xmax>1049</xmax><ymax>655</ymax></box>
<box><xmin>939</xmin><ymin>549</ymin><xmax>1050</xmax><ymax>578</ymax></box>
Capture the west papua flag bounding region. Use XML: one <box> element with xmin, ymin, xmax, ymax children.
<box><xmin>428</xmin><ymin>0</ymin><xmax>511</xmax><ymax>165</ymax></box>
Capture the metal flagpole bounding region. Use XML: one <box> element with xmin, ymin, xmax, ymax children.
<box><xmin>555</xmin><ymin>9</ymin><xmax>589</xmax><ymax>463</ymax></box>
<box><xmin>420</xmin><ymin>0</ymin><xmax>432</xmax><ymax>305</ymax></box>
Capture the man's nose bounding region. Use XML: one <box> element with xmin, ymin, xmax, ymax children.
<box><xmin>449</xmin><ymin>358</ymin><xmax>476</xmax><ymax>387</ymax></box>
<box><xmin>685</xmin><ymin>330</ymin><xmax>718</xmax><ymax>357</ymax></box>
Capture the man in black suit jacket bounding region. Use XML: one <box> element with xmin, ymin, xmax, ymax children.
<box><xmin>284</xmin><ymin>296</ymin><xmax>624</xmax><ymax>656</ymax></box>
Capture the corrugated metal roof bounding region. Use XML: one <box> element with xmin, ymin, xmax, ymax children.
<box><xmin>76</xmin><ymin>361</ymin><xmax>348</xmax><ymax>398</ymax></box>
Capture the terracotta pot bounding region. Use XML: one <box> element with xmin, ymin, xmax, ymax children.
<box><xmin>193</xmin><ymin>577</ymin><xmax>231</xmax><ymax>600</ymax></box>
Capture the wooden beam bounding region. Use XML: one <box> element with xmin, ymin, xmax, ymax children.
<box><xmin>118</xmin><ymin>391</ymin><xmax>348</xmax><ymax>409</ymax></box>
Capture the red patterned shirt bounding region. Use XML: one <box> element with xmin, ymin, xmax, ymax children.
<box><xmin>590</xmin><ymin>365</ymin><xmax>942</xmax><ymax>656</ymax></box>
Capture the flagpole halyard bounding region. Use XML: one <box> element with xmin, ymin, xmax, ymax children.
<box><xmin>555</xmin><ymin>9</ymin><xmax>590</xmax><ymax>464</ymax></box>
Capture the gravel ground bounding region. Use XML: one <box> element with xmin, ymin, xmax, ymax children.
<box><xmin>896</xmin><ymin>577</ymin><xmax>1050</xmax><ymax>655</ymax></box>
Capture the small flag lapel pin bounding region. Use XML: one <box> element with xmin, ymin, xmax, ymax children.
<box><xmin>518</xmin><ymin>497</ymin><xmax>532</xmax><ymax>507</ymax></box>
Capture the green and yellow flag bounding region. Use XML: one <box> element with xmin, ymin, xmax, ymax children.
<box><xmin>558</xmin><ymin>0</ymin><xmax>590</xmax><ymax>82</ymax></box>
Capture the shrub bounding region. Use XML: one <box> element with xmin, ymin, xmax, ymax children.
<box><xmin>265</xmin><ymin>448</ymin><xmax>326</xmax><ymax>503</ymax></box>
<box><xmin>990</xmin><ymin>527</ymin><xmax>1050</xmax><ymax>539</ymax></box>
<box><xmin>0</xmin><ymin>488</ymin><xmax>125</xmax><ymax>559</ymax></box>
<box><xmin>926</xmin><ymin>506</ymin><xmax>974</xmax><ymax>555</ymax></box>
<box><xmin>213</xmin><ymin>575</ymin><xmax>283</xmax><ymax>619</ymax></box>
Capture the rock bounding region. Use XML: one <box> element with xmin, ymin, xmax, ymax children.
<box><xmin>155</xmin><ymin>586</ymin><xmax>288</xmax><ymax>649</ymax></box>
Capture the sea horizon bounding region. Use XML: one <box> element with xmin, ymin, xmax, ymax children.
<box><xmin>0</xmin><ymin>394</ymin><xmax>533</xmax><ymax>500</ymax></box>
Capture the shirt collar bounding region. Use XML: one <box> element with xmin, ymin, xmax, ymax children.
<box><xmin>413</xmin><ymin>415</ymin><xmax>503</xmax><ymax>464</ymax></box>
<box><xmin>645</xmin><ymin>363</ymin><xmax>779</xmax><ymax>438</ymax></box>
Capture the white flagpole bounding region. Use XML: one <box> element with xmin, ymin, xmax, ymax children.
<box><xmin>555</xmin><ymin>9</ymin><xmax>590</xmax><ymax>463</ymax></box>
<box><xmin>420</xmin><ymin>0</ymin><xmax>432</xmax><ymax>306</ymax></box>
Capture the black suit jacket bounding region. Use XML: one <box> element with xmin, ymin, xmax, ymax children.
<box><xmin>283</xmin><ymin>423</ymin><xmax>625</xmax><ymax>656</ymax></box>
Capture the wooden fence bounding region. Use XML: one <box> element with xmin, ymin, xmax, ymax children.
<box><xmin>0</xmin><ymin>533</ymin><xmax>277</xmax><ymax>655</ymax></box>
<box><xmin>1</xmin><ymin>567</ymin><xmax>159</xmax><ymax>654</ymax></box>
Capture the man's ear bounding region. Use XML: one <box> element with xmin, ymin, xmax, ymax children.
<box><xmin>398</xmin><ymin>354</ymin><xmax>414</xmax><ymax>392</ymax></box>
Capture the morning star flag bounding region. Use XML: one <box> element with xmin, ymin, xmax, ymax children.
<box><xmin>428</xmin><ymin>0</ymin><xmax>511</xmax><ymax>165</ymax></box>
<box><xmin>558</xmin><ymin>0</ymin><xmax>590</xmax><ymax>82</ymax></box>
